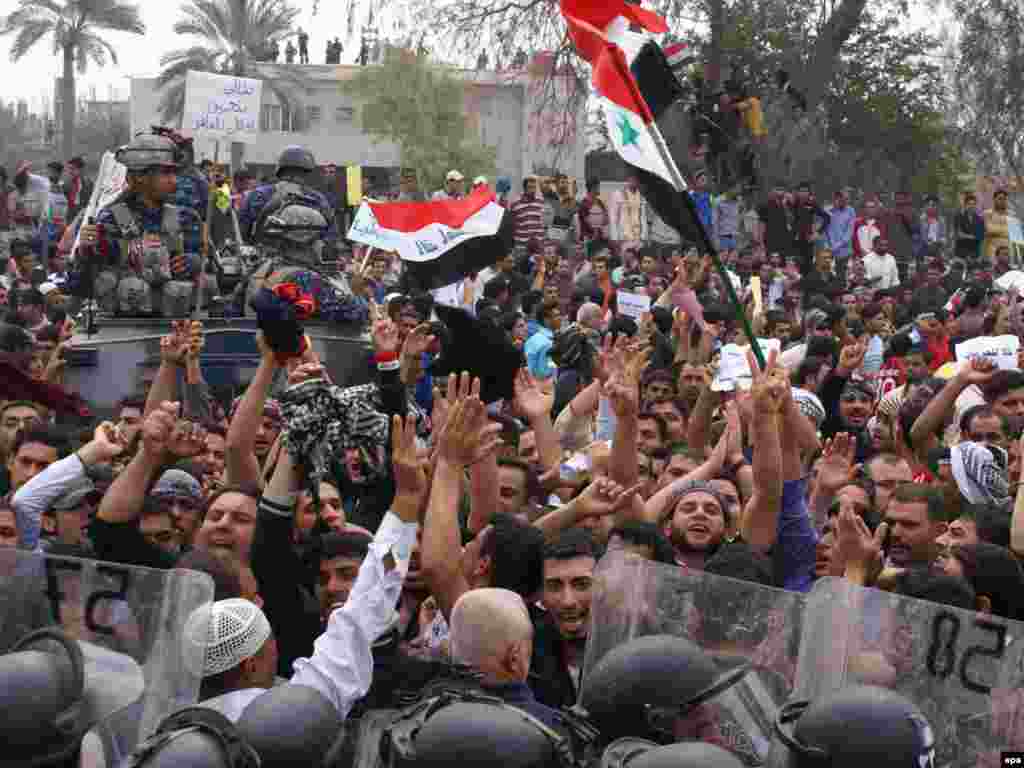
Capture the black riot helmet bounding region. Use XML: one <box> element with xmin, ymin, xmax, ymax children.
<box><xmin>0</xmin><ymin>628</ymin><xmax>86</xmax><ymax>768</ymax></box>
<box><xmin>600</xmin><ymin>739</ymin><xmax>746</xmax><ymax>768</ymax></box>
<box><xmin>774</xmin><ymin>686</ymin><xmax>936</xmax><ymax>768</ymax></box>
<box><xmin>123</xmin><ymin>707</ymin><xmax>259</xmax><ymax>768</ymax></box>
<box><xmin>385</xmin><ymin>699</ymin><xmax>564</xmax><ymax>768</ymax></box>
<box><xmin>276</xmin><ymin>145</ymin><xmax>316</xmax><ymax>177</ymax></box>
<box><xmin>235</xmin><ymin>684</ymin><xmax>342</xmax><ymax>768</ymax></box>
<box><xmin>580</xmin><ymin>635</ymin><xmax>747</xmax><ymax>743</ymax></box>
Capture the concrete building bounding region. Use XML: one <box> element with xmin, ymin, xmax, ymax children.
<box><xmin>129</xmin><ymin>59</ymin><xmax>585</xmax><ymax>192</ymax></box>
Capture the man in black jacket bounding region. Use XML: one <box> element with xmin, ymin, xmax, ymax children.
<box><xmin>530</xmin><ymin>529</ymin><xmax>596</xmax><ymax>709</ymax></box>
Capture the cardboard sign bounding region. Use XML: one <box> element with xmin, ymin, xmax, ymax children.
<box><xmin>955</xmin><ymin>335</ymin><xmax>1020</xmax><ymax>370</ymax></box>
<box><xmin>994</xmin><ymin>270</ymin><xmax>1024</xmax><ymax>293</ymax></box>
<box><xmin>617</xmin><ymin>290</ymin><xmax>651</xmax><ymax>320</ymax></box>
<box><xmin>712</xmin><ymin>338</ymin><xmax>782</xmax><ymax>392</ymax></box>
<box><xmin>183</xmin><ymin>71</ymin><xmax>262</xmax><ymax>142</ymax></box>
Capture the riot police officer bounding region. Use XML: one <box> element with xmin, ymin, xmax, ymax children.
<box><xmin>383</xmin><ymin>698</ymin><xmax>580</xmax><ymax>768</ymax></box>
<box><xmin>772</xmin><ymin>685</ymin><xmax>937</xmax><ymax>767</ymax></box>
<box><xmin>124</xmin><ymin>707</ymin><xmax>259</xmax><ymax>768</ymax></box>
<box><xmin>78</xmin><ymin>130</ymin><xmax>195</xmax><ymax>317</ymax></box>
<box><xmin>600</xmin><ymin>739</ymin><xmax>745</xmax><ymax>768</ymax></box>
<box><xmin>238</xmin><ymin>145</ymin><xmax>336</xmax><ymax>245</ymax></box>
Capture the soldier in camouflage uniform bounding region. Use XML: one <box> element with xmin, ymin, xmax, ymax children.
<box><xmin>168</xmin><ymin>131</ymin><xmax>210</xmax><ymax>283</ymax></box>
<box><xmin>78</xmin><ymin>131</ymin><xmax>195</xmax><ymax>317</ymax></box>
<box><xmin>239</xmin><ymin>146</ymin><xmax>336</xmax><ymax>246</ymax></box>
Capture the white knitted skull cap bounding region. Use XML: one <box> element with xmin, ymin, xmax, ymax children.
<box><xmin>184</xmin><ymin>598</ymin><xmax>272</xmax><ymax>677</ymax></box>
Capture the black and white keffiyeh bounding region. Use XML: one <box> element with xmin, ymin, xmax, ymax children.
<box><xmin>951</xmin><ymin>441</ymin><xmax>1010</xmax><ymax>507</ymax></box>
<box><xmin>280</xmin><ymin>378</ymin><xmax>427</xmax><ymax>490</ymax></box>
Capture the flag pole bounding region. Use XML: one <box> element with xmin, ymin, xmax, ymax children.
<box><xmin>603</xmin><ymin>46</ymin><xmax>766</xmax><ymax>369</ymax></box>
<box><xmin>645</xmin><ymin>119</ymin><xmax>766</xmax><ymax>370</ymax></box>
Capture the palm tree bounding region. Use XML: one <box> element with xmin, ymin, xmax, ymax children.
<box><xmin>1</xmin><ymin>0</ymin><xmax>145</xmax><ymax>160</ymax></box>
<box><xmin>157</xmin><ymin>0</ymin><xmax>307</xmax><ymax>169</ymax></box>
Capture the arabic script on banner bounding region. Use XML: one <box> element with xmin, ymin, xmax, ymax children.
<box><xmin>183</xmin><ymin>71</ymin><xmax>262</xmax><ymax>143</ymax></box>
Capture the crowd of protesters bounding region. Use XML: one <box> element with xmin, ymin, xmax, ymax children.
<box><xmin>2</xmin><ymin>151</ymin><xmax>1024</xmax><ymax>763</ymax></box>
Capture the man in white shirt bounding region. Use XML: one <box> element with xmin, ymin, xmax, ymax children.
<box><xmin>186</xmin><ymin>505</ymin><xmax>419</xmax><ymax>722</ymax></box>
<box><xmin>863</xmin><ymin>236</ymin><xmax>900</xmax><ymax>290</ymax></box>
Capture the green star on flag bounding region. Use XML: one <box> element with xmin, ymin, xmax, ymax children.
<box><xmin>617</xmin><ymin>112</ymin><xmax>640</xmax><ymax>147</ymax></box>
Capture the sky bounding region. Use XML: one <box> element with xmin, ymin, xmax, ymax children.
<box><xmin>1</xmin><ymin>0</ymin><xmax>947</xmax><ymax>116</ymax></box>
<box><xmin>0</xmin><ymin>0</ymin><xmax>393</xmax><ymax>113</ymax></box>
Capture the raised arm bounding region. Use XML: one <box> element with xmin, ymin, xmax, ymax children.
<box><xmin>739</xmin><ymin>349</ymin><xmax>785</xmax><ymax>553</ymax></box>
<box><xmin>97</xmin><ymin>402</ymin><xmax>204</xmax><ymax>524</ymax></box>
<box><xmin>513</xmin><ymin>369</ymin><xmax>560</xmax><ymax>475</ymax></box>
<box><xmin>909</xmin><ymin>358</ymin><xmax>994</xmax><ymax>452</ymax></box>
<box><xmin>286</xmin><ymin>412</ymin><xmax>427</xmax><ymax>716</ymax></box>
<box><xmin>1013</xmin><ymin>431</ymin><xmax>1024</xmax><ymax>557</ymax></box>
<box><xmin>421</xmin><ymin>373</ymin><xmax>502</xmax><ymax>621</ymax></box>
<box><xmin>15</xmin><ymin>421</ymin><xmax>126</xmax><ymax>550</ymax></box>
<box><xmin>225</xmin><ymin>331</ymin><xmax>278</xmax><ymax>488</ymax></box>
<box><xmin>144</xmin><ymin>322</ymin><xmax>192</xmax><ymax>418</ymax></box>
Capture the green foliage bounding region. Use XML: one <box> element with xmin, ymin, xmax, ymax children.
<box><xmin>342</xmin><ymin>46</ymin><xmax>497</xmax><ymax>193</ymax></box>
<box><xmin>156</xmin><ymin>0</ymin><xmax>304</xmax><ymax>127</ymax></box>
<box><xmin>672</xmin><ymin>0</ymin><xmax>959</xmax><ymax>192</ymax></box>
<box><xmin>1</xmin><ymin>0</ymin><xmax>146</xmax><ymax>158</ymax></box>
<box><xmin>953</xmin><ymin>0</ymin><xmax>1024</xmax><ymax>178</ymax></box>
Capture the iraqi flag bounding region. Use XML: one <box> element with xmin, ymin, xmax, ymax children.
<box><xmin>347</xmin><ymin>187</ymin><xmax>513</xmax><ymax>291</ymax></box>
<box><xmin>561</xmin><ymin>0</ymin><xmax>710</xmax><ymax>247</ymax></box>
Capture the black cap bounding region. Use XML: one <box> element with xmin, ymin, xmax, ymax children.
<box><xmin>46</xmin><ymin>161</ymin><xmax>64</xmax><ymax>173</ymax></box>
<box><xmin>430</xmin><ymin>304</ymin><xmax>525</xmax><ymax>403</ymax></box>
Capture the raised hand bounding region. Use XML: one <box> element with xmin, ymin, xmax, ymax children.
<box><xmin>288</xmin><ymin>361</ymin><xmax>327</xmax><ymax>386</ymax></box>
<box><xmin>392</xmin><ymin>413</ymin><xmax>430</xmax><ymax>520</ymax></box>
<box><xmin>817</xmin><ymin>433</ymin><xmax>856</xmax><ymax>493</ymax></box>
<box><xmin>574</xmin><ymin>476</ymin><xmax>641</xmax><ymax>520</ymax></box>
<box><xmin>748</xmin><ymin>347</ymin><xmax>787</xmax><ymax>415</ymax></box>
<box><xmin>167</xmin><ymin>418</ymin><xmax>207</xmax><ymax>459</ymax></box>
<box><xmin>402</xmin><ymin>323</ymin><xmax>436</xmax><ymax>359</ymax></box>
<box><xmin>837</xmin><ymin>506</ymin><xmax>887</xmax><ymax>573</ymax></box>
<box><xmin>372</xmin><ymin>313</ymin><xmax>400</xmax><ymax>356</ymax></box>
<box><xmin>436</xmin><ymin>373</ymin><xmax>502</xmax><ymax>468</ymax></box>
<box><xmin>837</xmin><ymin>340</ymin><xmax>867</xmax><ymax>376</ymax></box>
<box><xmin>724</xmin><ymin>401</ymin><xmax>744</xmax><ymax>465</ymax></box>
<box><xmin>88</xmin><ymin>421</ymin><xmax>128</xmax><ymax>463</ymax></box>
<box><xmin>956</xmin><ymin>356</ymin><xmax>998</xmax><ymax>387</ymax></box>
<box><xmin>184</xmin><ymin>320</ymin><xmax>204</xmax><ymax>361</ymax></box>
<box><xmin>513</xmin><ymin>368</ymin><xmax>553</xmax><ymax>421</ymax></box>
<box><xmin>141</xmin><ymin>401</ymin><xmax>180</xmax><ymax>458</ymax></box>
<box><xmin>160</xmin><ymin>320</ymin><xmax>190</xmax><ymax>365</ymax></box>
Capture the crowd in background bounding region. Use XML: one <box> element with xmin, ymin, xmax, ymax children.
<box><xmin>2</xmin><ymin>150</ymin><xmax>1024</xmax><ymax>762</ymax></box>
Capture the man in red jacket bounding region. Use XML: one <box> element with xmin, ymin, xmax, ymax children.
<box><xmin>0</xmin><ymin>324</ymin><xmax>89</xmax><ymax>418</ymax></box>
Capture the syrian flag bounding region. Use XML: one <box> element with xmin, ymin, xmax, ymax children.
<box><xmin>561</xmin><ymin>0</ymin><xmax>711</xmax><ymax>247</ymax></box>
<box><xmin>347</xmin><ymin>187</ymin><xmax>513</xmax><ymax>291</ymax></box>
<box><xmin>561</xmin><ymin>0</ymin><xmax>682</xmax><ymax>192</ymax></box>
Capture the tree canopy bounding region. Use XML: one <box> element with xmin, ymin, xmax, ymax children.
<box><xmin>341</xmin><ymin>46</ymin><xmax>497</xmax><ymax>194</ymax></box>
<box><xmin>1</xmin><ymin>0</ymin><xmax>145</xmax><ymax>158</ymax></box>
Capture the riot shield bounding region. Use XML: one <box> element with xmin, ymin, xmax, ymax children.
<box><xmin>790</xmin><ymin>577</ymin><xmax>1024</xmax><ymax>768</ymax></box>
<box><xmin>0</xmin><ymin>550</ymin><xmax>213</xmax><ymax>768</ymax></box>
<box><xmin>580</xmin><ymin>553</ymin><xmax>805</xmax><ymax>766</ymax></box>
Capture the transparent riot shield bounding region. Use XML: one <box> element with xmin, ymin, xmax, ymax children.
<box><xmin>0</xmin><ymin>550</ymin><xmax>213</xmax><ymax>768</ymax></box>
<box><xmin>790</xmin><ymin>577</ymin><xmax>1024</xmax><ymax>768</ymax></box>
<box><xmin>580</xmin><ymin>553</ymin><xmax>806</xmax><ymax>766</ymax></box>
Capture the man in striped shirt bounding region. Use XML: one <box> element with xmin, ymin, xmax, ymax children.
<box><xmin>509</xmin><ymin>175</ymin><xmax>547</xmax><ymax>252</ymax></box>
